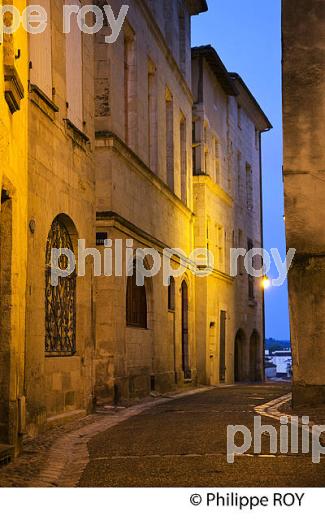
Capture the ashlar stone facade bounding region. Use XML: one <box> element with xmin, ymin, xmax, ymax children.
<box><xmin>192</xmin><ymin>46</ymin><xmax>272</xmax><ymax>386</ymax></box>
<box><xmin>94</xmin><ymin>0</ymin><xmax>207</xmax><ymax>401</ymax></box>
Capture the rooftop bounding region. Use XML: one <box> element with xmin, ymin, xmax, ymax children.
<box><xmin>192</xmin><ymin>45</ymin><xmax>238</xmax><ymax>96</ymax></box>
<box><xmin>186</xmin><ymin>0</ymin><xmax>208</xmax><ymax>15</ymax></box>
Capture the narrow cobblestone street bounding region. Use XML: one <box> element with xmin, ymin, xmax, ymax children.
<box><xmin>1</xmin><ymin>383</ymin><xmax>325</xmax><ymax>488</ymax></box>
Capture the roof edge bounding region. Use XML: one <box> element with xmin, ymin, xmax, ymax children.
<box><xmin>229</xmin><ymin>72</ymin><xmax>273</xmax><ymax>131</ymax></box>
<box><xmin>186</xmin><ymin>0</ymin><xmax>208</xmax><ymax>16</ymax></box>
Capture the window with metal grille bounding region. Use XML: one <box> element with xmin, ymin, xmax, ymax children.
<box><xmin>126</xmin><ymin>265</ymin><xmax>147</xmax><ymax>328</ymax></box>
<box><xmin>45</xmin><ymin>217</ymin><xmax>76</xmax><ymax>355</ymax></box>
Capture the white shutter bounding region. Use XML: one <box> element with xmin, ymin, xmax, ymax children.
<box><xmin>29</xmin><ymin>0</ymin><xmax>52</xmax><ymax>98</ymax></box>
<box><xmin>65</xmin><ymin>0</ymin><xmax>83</xmax><ymax>129</ymax></box>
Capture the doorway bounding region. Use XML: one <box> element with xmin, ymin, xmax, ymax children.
<box><xmin>219</xmin><ymin>311</ymin><xmax>226</xmax><ymax>382</ymax></box>
<box><xmin>181</xmin><ymin>280</ymin><xmax>190</xmax><ymax>379</ymax></box>
<box><xmin>249</xmin><ymin>330</ymin><xmax>260</xmax><ymax>382</ymax></box>
<box><xmin>0</xmin><ymin>189</ymin><xmax>12</xmax><ymax>443</ymax></box>
<box><xmin>234</xmin><ymin>329</ymin><xmax>246</xmax><ymax>382</ymax></box>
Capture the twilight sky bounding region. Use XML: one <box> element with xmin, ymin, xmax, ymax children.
<box><xmin>191</xmin><ymin>0</ymin><xmax>290</xmax><ymax>340</ymax></box>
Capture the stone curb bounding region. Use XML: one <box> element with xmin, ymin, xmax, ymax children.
<box><xmin>254</xmin><ymin>392</ymin><xmax>325</xmax><ymax>443</ymax></box>
<box><xmin>254</xmin><ymin>392</ymin><xmax>292</xmax><ymax>421</ymax></box>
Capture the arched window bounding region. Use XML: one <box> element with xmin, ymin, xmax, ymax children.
<box><xmin>45</xmin><ymin>217</ymin><xmax>76</xmax><ymax>355</ymax></box>
<box><xmin>168</xmin><ymin>276</ymin><xmax>175</xmax><ymax>311</ymax></box>
<box><xmin>126</xmin><ymin>263</ymin><xmax>147</xmax><ymax>328</ymax></box>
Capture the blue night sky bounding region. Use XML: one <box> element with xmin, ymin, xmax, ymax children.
<box><xmin>192</xmin><ymin>0</ymin><xmax>290</xmax><ymax>341</ymax></box>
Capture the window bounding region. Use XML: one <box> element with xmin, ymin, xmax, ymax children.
<box><xmin>238</xmin><ymin>229</ymin><xmax>244</xmax><ymax>275</ymax></box>
<box><xmin>66</xmin><ymin>0</ymin><xmax>83</xmax><ymax>129</ymax></box>
<box><xmin>214</xmin><ymin>137</ymin><xmax>220</xmax><ymax>184</ymax></box>
<box><xmin>237</xmin><ymin>151</ymin><xmax>241</xmax><ymax>196</ymax></box>
<box><xmin>255</xmin><ymin>128</ymin><xmax>260</xmax><ymax>150</ymax></box>
<box><xmin>204</xmin><ymin>125</ymin><xmax>209</xmax><ymax>175</ymax></box>
<box><xmin>180</xmin><ymin>114</ymin><xmax>187</xmax><ymax>203</ymax></box>
<box><xmin>192</xmin><ymin>121</ymin><xmax>197</xmax><ymax>175</ymax></box>
<box><xmin>217</xmin><ymin>225</ymin><xmax>225</xmax><ymax>271</ymax></box>
<box><xmin>124</xmin><ymin>27</ymin><xmax>136</xmax><ymax>147</ymax></box>
<box><xmin>246</xmin><ymin>163</ymin><xmax>253</xmax><ymax>211</ymax></box>
<box><xmin>179</xmin><ymin>9</ymin><xmax>186</xmax><ymax>74</ymax></box>
<box><xmin>148</xmin><ymin>60</ymin><xmax>157</xmax><ymax>172</ymax></box>
<box><xmin>247</xmin><ymin>239</ymin><xmax>255</xmax><ymax>300</ymax></box>
<box><xmin>237</xmin><ymin>104</ymin><xmax>242</xmax><ymax>129</ymax></box>
<box><xmin>166</xmin><ymin>88</ymin><xmax>174</xmax><ymax>190</ymax></box>
<box><xmin>29</xmin><ymin>0</ymin><xmax>52</xmax><ymax>98</ymax></box>
<box><xmin>126</xmin><ymin>264</ymin><xmax>147</xmax><ymax>328</ymax></box>
<box><xmin>168</xmin><ymin>277</ymin><xmax>175</xmax><ymax>311</ymax></box>
<box><xmin>45</xmin><ymin>217</ymin><xmax>76</xmax><ymax>355</ymax></box>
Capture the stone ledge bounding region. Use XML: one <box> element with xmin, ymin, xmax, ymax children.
<box><xmin>29</xmin><ymin>84</ymin><xmax>59</xmax><ymax>120</ymax></box>
<box><xmin>4</xmin><ymin>65</ymin><xmax>24</xmax><ymax>113</ymax></box>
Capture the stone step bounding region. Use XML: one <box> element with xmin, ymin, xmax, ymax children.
<box><xmin>0</xmin><ymin>444</ymin><xmax>14</xmax><ymax>466</ymax></box>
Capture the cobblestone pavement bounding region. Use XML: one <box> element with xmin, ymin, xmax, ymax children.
<box><xmin>0</xmin><ymin>387</ymin><xmax>210</xmax><ymax>487</ymax></box>
<box><xmin>78</xmin><ymin>383</ymin><xmax>325</xmax><ymax>487</ymax></box>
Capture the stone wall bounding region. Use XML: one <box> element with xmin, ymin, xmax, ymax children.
<box><xmin>282</xmin><ymin>0</ymin><xmax>325</xmax><ymax>405</ymax></box>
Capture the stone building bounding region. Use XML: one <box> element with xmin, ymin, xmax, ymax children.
<box><xmin>0</xmin><ymin>1</ymin><xmax>28</xmax><ymax>457</ymax></box>
<box><xmin>282</xmin><ymin>0</ymin><xmax>325</xmax><ymax>405</ymax></box>
<box><xmin>191</xmin><ymin>46</ymin><xmax>271</xmax><ymax>385</ymax></box>
<box><xmin>94</xmin><ymin>0</ymin><xmax>207</xmax><ymax>402</ymax></box>
<box><xmin>24</xmin><ymin>0</ymin><xmax>95</xmax><ymax>436</ymax></box>
<box><xmin>230</xmin><ymin>72</ymin><xmax>272</xmax><ymax>383</ymax></box>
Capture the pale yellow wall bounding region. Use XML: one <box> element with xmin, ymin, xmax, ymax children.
<box><xmin>0</xmin><ymin>0</ymin><xmax>28</xmax><ymax>451</ymax></box>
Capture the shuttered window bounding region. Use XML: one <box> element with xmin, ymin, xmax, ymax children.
<box><xmin>29</xmin><ymin>0</ymin><xmax>52</xmax><ymax>98</ymax></box>
<box><xmin>65</xmin><ymin>0</ymin><xmax>83</xmax><ymax>129</ymax></box>
<box><xmin>126</xmin><ymin>268</ymin><xmax>147</xmax><ymax>328</ymax></box>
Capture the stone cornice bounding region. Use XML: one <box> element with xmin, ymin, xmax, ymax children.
<box><xmin>96</xmin><ymin>210</ymin><xmax>196</xmax><ymax>268</ymax></box>
<box><xmin>4</xmin><ymin>65</ymin><xmax>24</xmax><ymax>113</ymax></box>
